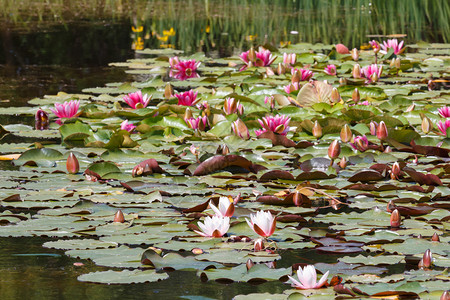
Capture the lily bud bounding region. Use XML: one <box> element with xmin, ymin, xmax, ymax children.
<box><xmin>390</xmin><ymin>162</ymin><xmax>400</xmax><ymax>180</ymax></box>
<box><xmin>421</xmin><ymin>249</ymin><xmax>433</xmax><ymax>268</ymax></box>
<box><xmin>66</xmin><ymin>152</ymin><xmax>80</xmax><ymax>174</ymax></box>
<box><xmin>312</xmin><ymin>120</ymin><xmax>322</xmax><ymax>138</ymax></box>
<box><xmin>277</xmin><ymin>63</ymin><xmax>286</xmax><ymax>75</ymax></box>
<box><xmin>114</xmin><ymin>210</ymin><xmax>125</xmax><ymax>223</ymax></box>
<box><xmin>370</xmin><ymin>72</ymin><xmax>379</xmax><ymax>83</ymax></box>
<box><xmin>390</xmin><ymin>58</ymin><xmax>396</xmax><ymax>67</ymax></box>
<box><xmin>376</xmin><ymin>121</ymin><xmax>388</xmax><ymax>140</ymax></box>
<box><xmin>254</xmin><ymin>238</ymin><xmax>264</xmax><ymax>252</ymax></box>
<box><xmin>331</xmin><ymin>87</ymin><xmax>341</xmax><ymax>103</ymax></box>
<box><xmin>421</xmin><ymin>117</ymin><xmax>433</xmax><ymax>134</ymax></box>
<box><xmin>369</xmin><ymin>121</ymin><xmax>378</xmax><ymax>136</ymax></box>
<box><xmin>384</xmin><ymin>146</ymin><xmax>392</xmax><ymax>153</ymax></box>
<box><xmin>291</xmin><ymin>70</ymin><xmax>301</xmax><ymax>84</ymax></box>
<box><xmin>35</xmin><ymin>109</ymin><xmax>49</xmax><ymax>130</ymax></box>
<box><xmin>395</xmin><ymin>58</ymin><xmax>401</xmax><ymax>69</ymax></box>
<box><xmin>352</xmin><ymin>64</ymin><xmax>361</xmax><ymax>79</ymax></box>
<box><xmin>351</xmin><ymin>48</ymin><xmax>359</xmax><ymax>61</ymax></box>
<box><xmin>246</xmin><ymin>258</ymin><xmax>255</xmax><ymax>271</ymax></box>
<box><xmin>184</xmin><ymin>107</ymin><xmax>193</xmax><ymax>121</ymax></box>
<box><xmin>328</xmin><ymin>140</ymin><xmax>341</xmax><ymax>159</ymax></box>
<box><xmin>164</xmin><ymin>83</ymin><xmax>174</xmax><ymax>99</ymax></box>
<box><xmin>406</xmin><ymin>103</ymin><xmax>415</xmax><ymax>112</ymax></box>
<box><xmin>232</xmin><ymin>119</ymin><xmax>250</xmax><ymax>140</ymax></box>
<box><xmin>266</xmin><ymin>67</ymin><xmax>275</xmax><ymax>76</ymax></box>
<box><xmin>431</xmin><ymin>232</ymin><xmax>440</xmax><ymax>242</ymax></box>
<box><xmin>223</xmin><ymin>97</ymin><xmax>240</xmax><ymax>115</ymax></box>
<box><xmin>192</xmin><ymin>248</ymin><xmax>204</xmax><ymax>255</ymax></box>
<box><xmin>352</xmin><ymin>88</ymin><xmax>360</xmax><ymax>103</ymax></box>
<box><xmin>292</xmin><ymin>192</ymin><xmax>301</xmax><ymax>207</ymax></box>
<box><xmin>339</xmin><ymin>77</ymin><xmax>347</xmax><ymax>86</ymax></box>
<box><xmin>428</xmin><ymin>80</ymin><xmax>436</xmax><ymax>91</ymax></box>
<box><xmin>339</xmin><ymin>156</ymin><xmax>348</xmax><ymax>169</ymax></box>
<box><xmin>390</xmin><ymin>209</ymin><xmax>401</xmax><ymax>227</ymax></box>
<box><xmin>340</xmin><ymin>124</ymin><xmax>352</xmax><ymax>143</ymax></box>
<box><xmin>248</xmin><ymin>47</ymin><xmax>256</xmax><ymax>62</ymax></box>
<box><xmin>216</xmin><ymin>144</ymin><xmax>230</xmax><ymax>155</ymax></box>
<box><xmin>441</xmin><ymin>290</ymin><xmax>450</xmax><ymax>300</ymax></box>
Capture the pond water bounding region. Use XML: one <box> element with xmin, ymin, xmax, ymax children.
<box><xmin>0</xmin><ymin>1</ymin><xmax>449</xmax><ymax>299</ymax></box>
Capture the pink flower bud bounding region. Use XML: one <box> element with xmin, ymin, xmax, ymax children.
<box><xmin>352</xmin><ymin>64</ymin><xmax>361</xmax><ymax>79</ymax></box>
<box><xmin>431</xmin><ymin>232</ymin><xmax>440</xmax><ymax>242</ymax></box>
<box><xmin>352</xmin><ymin>88</ymin><xmax>360</xmax><ymax>103</ymax></box>
<box><xmin>390</xmin><ymin>209</ymin><xmax>401</xmax><ymax>227</ymax></box>
<box><xmin>114</xmin><ymin>210</ymin><xmax>125</xmax><ymax>223</ymax></box>
<box><xmin>390</xmin><ymin>162</ymin><xmax>400</xmax><ymax>180</ymax></box>
<box><xmin>312</xmin><ymin>120</ymin><xmax>322</xmax><ymax>138</ymax></box>
<box><xmin>340</xmin><ymin>124</ymin><xmax>352</xmax><ymax>143</ymax></box>
<box><xmin>421</xmin><ymin>249</ymin><xmax>433</xmax><ymax>268</ymax></box>
<box><xmin>246</xmin><ymin>258</ymin><xmax>255</xmax><ymax>271</ymax></box>
<box><xmin>376</xmin><ymin>121</ymin><xmax>388</xmax><ymax>140</ymax></box>
<box><xmin>328</xmin><ymin>140</ymin><xmax>341</xmax><ymax>159</ymax></box>
<box><xmin>66</xmin><ymin>152</ymin><xmax>80</xmax><ymax>174</ymax></box>
<box><xmin>254</xmin><ymin>238</ymin><xmax>264</xmax><ymax>252</ymax></box>
<box><xmin>351</xmin><ymin>48</ymin><xmax>359</xmax><ymax>61</ymax></box>
<box><xmin>370</xmin><ymin>121</ymin><xmax>378</xmax><ymax>135</ymax></box>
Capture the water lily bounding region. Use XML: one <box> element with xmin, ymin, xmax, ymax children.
<box><xmin>185</xmin><ymin>116</ymin><xmax>208</xmax><ymax>131</ymax></box>
<box><xmin>283</xmin><ymin>53</ymin><xmax>296</xmax><ymax>66</ymax></box>
<box><xmin>223</xmin><ymin>97</ymin><xmax>243</xmax><ymax>115</ymax></box>
<box><xmin>284</xmin><ymin>82</ymin><xmax>300</xmax><ymax>94</ymax></box>
<box><xmin>380</xmin><ymin>38</ymin><xmax>405</xmax><ymax>55</ymax></box>
<box><xmin>350</xmin><ymin>135</ymin><xmax>369</xmax><ymax>152</ymax></box>
<box><xmin>169</xmin><ymin>57</ymin><xmax>201</xmax><ymax>80</ymax></box>
<box><xmin>175</xmin><ymin>90</ymin><xmax>199</xmax><ymax>106</ymax></box>
<box><xmin>194</xmin><ymin>215</ymin><xmax>230</xmax><ymax>237</ymax></box>
<box><xmin>324</xmin><ymin>64</ymin><xmax>336</xmax><ymax>76</ymax></box>
<box><xmin>239</xmin><ymin>48</ymin><xmax>276</xmax><ymax>69</ymax></box>
<box><xmin>360</xmin><ymin>64</ymin><xmax>383</xmax><ymax>83</ymax></box>
<box><xmin>256</xmin><ymin>114</ymin><xmax>291</xmax><ymax>136</ymax></box>
<box><xmin>210</xmin><ymin>196</ymin><xmax>235</xmax><ymax>217</ymax></box>
<box><xmin>288</xmin><ymin>265</ymin><xmax>329</xmax><ymax>290</ymax></box>
<box><xmin>291</xmin><ymin>68</ymin><xmax>314</xmax><ymax>81</ymax></box>
<box><xmin>264</xmin><ymin>95</ymin><xmax>275</xmax><ymax>110</ymax></box>
<box><xmin>438</xmin><ymin>106</ymin><xmax>450</xmax><ymax>118</ymax></box>
<box><xmin>123</xmin><ymin>91</ymin><xmax>151</xmax><ymax>109</ymax></box>
<box><xmin>369</xmin><ymin>40</ymin><xmax>380</xmax><ymax>53</ymax></box>
<box><xmin>51</xmin><ymin>100</ymin><xmax>80</xmax><ymax>119</ymax></box>
<box><xmin>438</xmin><ymin>119</ymin><xmax>450</xmax><ymax>135</ymax></box>
<box><xmin>232</xmin><ymin>119</ymin><xmax>250</xmax><ymax>140</ymax></box>
<box><xmin>120</xmin><ymin>120</ymin><xmax>136</xmax><ymax>132</ymax></box>
<box><xmin>246</xmin><ymin>210</ymin><xmax>276</xmax><ymax>238</ymax></box>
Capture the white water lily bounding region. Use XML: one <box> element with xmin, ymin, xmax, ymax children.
<box><xmin>288</xmin><ymin>265</ymin><xmax>329</xmax><ymax>290</ymax></box>
<box><xmin>194</xmin><ymin>215</ymin><xmax>230</xmax><ymax>237</ymax></box>
<box><xmin>246</xmin><ymin>210</ymin><xmax>276</xmax><ymax>238</ymax></box>
<box><xmin>209</xmin><ymin>196</ymin><xmax>235</xmax><ymax>217</ymax></box>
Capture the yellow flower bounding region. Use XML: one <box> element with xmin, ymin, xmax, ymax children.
<box><xmin>245</xmin><ymin>34</ymin><xmax>257</xmax><ymax>41</ymax></box>
<box><xmin>157</xmin><ymin>35</ymin><xmax>169</xmax><ymax>42</ymax></box>
<box><xmin>132</xmin><ymin>26</ymin><xmax>144</xmax><ymax>33</ymax></box>
<box><xmin>163</xmin><ymin>27</ymin><xmax>176</xmax><ymax>36</ymax></box>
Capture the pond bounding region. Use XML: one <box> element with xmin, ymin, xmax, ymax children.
<box><xmin>0</xmin><ymin>1</ymin><xmax>449</xmax><ymax>299</ymax></box>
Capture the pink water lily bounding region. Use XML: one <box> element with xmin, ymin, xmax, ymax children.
<box><xmin>288</xmin><ymin>265</ymin><xmax>329</xmax><ymax>290</ymax></box>
<box><xmin>185</xmin><ymin>116</ymin><xmax>208</xmax><ymax>131</ymax></box>
<box><xmin>240</xmin><ymin>48</ymin><xmax>276</xmax><ymax>69</ymax></box>
<box><xmin>169</xmin><ymin>56</ymin><xmax>201</xmax><ymax>80</ymax></box>
<box><xmin>283</xmin><ymin>53</ymin><xmax>296</xmax><ymax>66</ymax></box>
<box><xmin>284</xmin><ymin>82</ymin><xmax>300</xmax><ymax>94</ymax></box>
<box><xmin>123</xmin><ymin>91</ymin><xmax>151</xmax><ymax>109</ymax></box>
<box><xmin>120</xmin><ymin>120</ymin><xmax>136</xmax><ymax>132</ymax></box>
<box><xmin>256</xmin><ymin>114</ymin><xmax>291</xmax><ymax>136</ymax></box>
<box><xmin>438</xmin><ymin>106</ymin><xmax>450</xmax><ymax>118</ymax></box>
<box><xmin>50</xmin><ymin>100</ymin><xmax>80</xmax><ymax>119</ymax></box>
<box><xmin>175</xmin><ymin>90</ymin><xmax>199</xmax><ymax>106</ymax></box>
<box><xmin>194</xmin><ymin>215</ymin><xmax>230</xmax><ymax>237</ymax></box>
<box><xmin>360</xmin><ymin>64</ymin><xmax>383</xmax><ymax>83</ymax></box>
<box><xmin>369</xmin><ymin>40</ymin><xmax>381</xmax><ymax>53</ymax></box>
<box><xmin>324</xmin><ymin>64</ymin><xmax>336</xmax><ymax>76</ymax></box>
<box><xmin>350</xmin><ymin>135</ymin><xmax>369</xmax><ymax>152</ymax></box>
<box><xmin>380</xmin><ymin>39</ymin><xmax>405</xmax><ymax>55</ymax></box>
<box><xmin>223</xmin><ymin>97</ymin><xmax>244</xmax><ymax>115</ymax></box>
<box><xmin>210</xmin><ymin>196</ymin><xmax>235</xmax><ymax>217</ymax></box>
<box><xmin>291</xmin><ymin>68</ymin><xmax>314</xmax><ymax>81</ymax></box>
<box><xmin>246</xmin><ymin>210</ymin><xmax>276</xmax><ymax>238</ymax></box>
<box><xmin>438</xmin><ymin>120</ymin><xmax>450</xmax><ymax>135</ymax></box>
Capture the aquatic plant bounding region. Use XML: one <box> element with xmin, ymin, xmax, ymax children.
<box><xmin>123</xmin><ymin>91</ymin><xmax>151</xmax><ymax>109</ymax></box>
<box><xmin>246</xmin><ymin>210</ymin><xmax>276</xmax><ymax>238</ymax></box>
<box><xmin>194</xmin><ymin>215</ymin><xmax>230</xmax><ymax>237</ymax></box>
<box><xmin>288</xmin><ymin>265</ymin><xmax>329</xmax><ymax>290</ymax></box>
